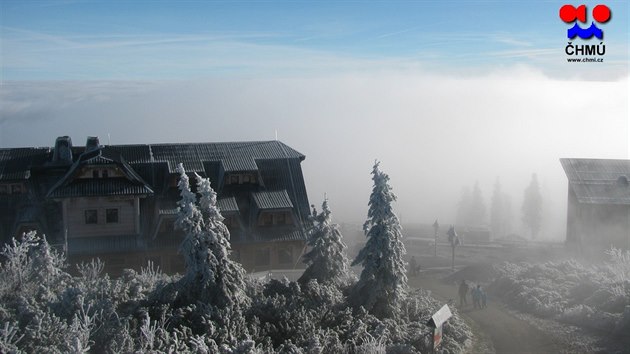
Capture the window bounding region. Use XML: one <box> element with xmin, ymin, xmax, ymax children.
<box><xmin>276</xmin><ymin>213</ymin><xmax>286</xmax><ymax>225</ymax></box>
<box><xmin>85</xmin><ymin>209</ymin><xmax>98</xmax><ymax>224</ymax></box>
<box><xmin>106</xmin><ymin>208</ymin><xmax>119</xmax><ymax>223</ymax></box>
<box><xmin>223</xmin><ymin>215</ymin><xmax>232</xmax><ymax>227</ymax></box>
<box><xmin>0</xmin><ymin>185</ymin><xmax>8</xmax><ymax>194</ymax></box>
<box><xmin>169</xmin><ymin>176</ymin><xmax>179</xmax><ymax>187</ymax></box>
<box><xmin>278</xmin><ymin>247</ymin><xmax>293</xmax><ymax>264</ymax></box>
<box><xmin>243</xmin><ymin>174</ymin><xmax>252</xmax><ymax>183</ymax></box>
<box><xmin>92</xmin><ymin>170</ymin><xmax>99</xmax><ymax>178</ymax></box>
<box><xmin>255</xmin><ymin>248</ymin><xmax>270</xmax><ymax>266</ymax></box>
<box><xmin>102</xmin><ymin>170</ymin><xmax>109</xmax><ymax>178</ymax></box>
<box><xmin>224</xmin><ymin>215</ymin><xmax>239</xmax><ymax>229</ymax></box>
<box><xmin>11</xmin><ymin>184</ymin><xmax>22</xmax><ymax>194</ymax></box>
<box><xmin>261</xmin><ymin>213</ymin><xmax>273</xmax><ymax>226</ymax></box>
<box><xmin>229</xmin><ymin>175</ymin><xmax>239</xmax><ymax>184</ymax></box>
<box><xmin>159</xmin><ymin>219</ymin><xmax>175</xmax><ymax>233</ymax></box>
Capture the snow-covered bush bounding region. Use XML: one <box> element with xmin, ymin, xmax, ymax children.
<box><xmin>490</xmin><ymin>248</ymin><xmax>630</xmax><ymax>337</ymax></box>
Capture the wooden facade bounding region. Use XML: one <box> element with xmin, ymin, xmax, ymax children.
<box><xmin>0</xmin><ymin>136</ymin><xmax>311</xmax><ymax>275</ymax></box>
<box><xmin>561</xmin><ymin>158</ymin><xmax>630</xmax><ymax>259</ymax></box>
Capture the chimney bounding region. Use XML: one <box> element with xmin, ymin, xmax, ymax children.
<box><xmin>52</xmin><ymin>136</ymin><xmax>73</xmax><ymax>164</ymax></box>
<box><xmin>85</xmin><ymin>136</ymin><xmax>101</xmax><ymax>152</ymax></box>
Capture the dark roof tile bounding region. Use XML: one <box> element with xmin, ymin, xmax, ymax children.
<box><xmin>48</xmin><ymin>178</ymin><xmax>153</xmax><ymax>198</ymax></box>
<box><xmin>217</xmin><ymin>196</ymin><xmax>239</xmax><ymax>213</ymax></box>
<box><xmin>561</xmin><ymin>158</ymin><xmax>630</xmax><ymax>205</ymax></box>
<box><xmin>252</xmin><ymin>190</ymin><xmax>294</xmax><ymax>210</ymax></box>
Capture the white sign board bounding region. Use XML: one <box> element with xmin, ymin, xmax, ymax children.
<box><xmin>431</xmin><ymin>304</ymin><xmax>452</xmax><ymax>328</ymax></box>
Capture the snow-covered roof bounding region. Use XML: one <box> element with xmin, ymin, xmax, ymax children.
<box><xmin>560</xmin><ymin>158</ymin><xmax>630</xmax><ymax>205</ymax></box>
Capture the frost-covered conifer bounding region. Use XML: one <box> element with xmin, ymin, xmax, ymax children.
<box><xmin>175</xmin><ymin>163</ymin><xmax>248</xmax><ymax>308</ymax></box>
<box><xmin>299</xmin><ymin>198</ymin><xmax>351</xmax><ymax>287</ymax></box>
<box><xmin>351</xmin><ymin>161</ymin><xmax>408</xmax><ymax>318</ymax></box>
<box><xmin>522</xmin><ymin>173</ymin><xmax>542</xmax><ymax>239</ymax></box>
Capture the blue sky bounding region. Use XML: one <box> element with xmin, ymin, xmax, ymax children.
<box><xmin>2</xmin><ymin>0</ymin><xmax>627</xmax><ymax>80</ymax></box>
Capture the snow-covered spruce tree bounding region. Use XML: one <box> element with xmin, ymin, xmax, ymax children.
<box><xmin>175</xmin><ymin>163</ymin><xmax>248</xmax><ymax>308</ymax></box>
<box><xmin>351</xmin><ymin>161</ymin><xmax>408</xmax><ymax>318</ymax></box>
<box><xmin>298</xmin><ymin>198</ymin><xmax>351</xmax><ymax>287</ymax></box>
<box><xmin>490</xmin><ymin>178</ymin><xmax>513</xmax><ymax>239</ymax></box>
<box><xmin>522</xmin><ymin>173</ymin><xmax>542</xmax><ymax>239</ymax></box>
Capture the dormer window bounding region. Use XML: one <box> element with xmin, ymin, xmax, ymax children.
<box><xmin>11</xmin><ymin>184</ymin><xmax>22</xmax><ymax>194</ymax></box>
<box><xmin>0</xmin><ymin>184</ymin><xmax>25</xmax><ymax>195</ymax></box>
<box><xmin>223</xmin><ymin>215</ymin><xmax>239</xmax><ymax>229</ymax></box>
<box><xmin>226</xmin><ymin>173</ymin><xmax>257</xmax><ymax>185</ymax></box>
<box><xmin>258</xmin><ymin>211</ymin><xmax>293</xmax><ymax>226</ymax></box>
<box><xmin>262</xmin><ymin>213</ymin><xmax>273</xmax><ymax>226</ymax></box>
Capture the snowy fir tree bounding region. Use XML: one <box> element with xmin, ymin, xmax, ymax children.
<box><xmin>175</xmin><ymin>163</ymin><xmax>248</xmax><ymax>308</ymax></box>
<box><xmin>522</xmin><ymin>173</ymin><xmax>543</xmax><ymax>239</ymax></box>
<box><xmin>455</xmin><ymin>186</ymin><xmax>472</xmax><ymax>226</ymax></box>
<box><xmin>470</xmin><ymin>181</ymin><xmax>487</xmax><ymax>225</ymax></box>
<box><xmin>456</xmin><ymin>182</ymin><xmax>487</xmax><ymax>226</ymax></box>
<box><xmin>298</xmin><ymin>198</ymin><xmax>351</xmax><ymax>287</ymax></box>
<box><xmin>490</xmin><ymin>178</ymin><xmax>512</xmax><ymax>238</ymax></box>
<box><xmin>351</xmin><ymin>161</ymin><xmax>408</xmax><ymax>318</ymax></box>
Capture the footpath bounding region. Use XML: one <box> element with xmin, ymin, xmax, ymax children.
<box><xmin>410</xmin><ymin>272</ymin><xmax>565</xmax><ymax>354</ymax></box>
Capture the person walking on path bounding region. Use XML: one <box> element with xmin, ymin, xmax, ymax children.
<box><xmin>472</xmin><ymin>284</ymin><xmax>482</xmax><ymax>309</ymax></box>
<box><xmin>458</xmin><ymin>280</ymin><xmax>469</xmax><ymax>307</ymax></box>
<box><xmin>409</xmin><ymin>256</ymin><xmax>418</xmax><ymax>276</ymax></box>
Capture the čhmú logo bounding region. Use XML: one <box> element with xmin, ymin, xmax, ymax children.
<box><xmin>559</xmin><ymin>4</ymin><xmax>611</xmax><ymax>39</ymax></box>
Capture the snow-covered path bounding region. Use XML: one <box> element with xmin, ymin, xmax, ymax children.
<box><xmin>410</xmin><ymin>273</ymin><xmax>566</xmax><ymax>354</ymax></box>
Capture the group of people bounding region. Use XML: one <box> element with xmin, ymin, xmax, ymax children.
<box><xmin>458</xmin><ymin>280</ymin><xmax>487</xmax><ymax>309</ymax></box>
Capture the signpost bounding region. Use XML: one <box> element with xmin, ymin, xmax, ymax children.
<box><xmin>427</xmin><ymin>304</ymin><xmax>452</xmax><ymax>352</ymax></box>
<box><xmin>447</xmin><ymin>226</ymin><xmax>459</xmax><ymax>272</ymax></box>
<box><xmin>432</xmin><ymin>219</ymin><xmax>439</xmax><ymax>257</ymax></box>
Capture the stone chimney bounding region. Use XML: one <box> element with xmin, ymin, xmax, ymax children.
<box><xmin>52</xmin><ymin>136</ymin><xmax>73</xmax><ymax>164</ymax></box>
<box><xmin>85</xmin><ymin>136</ymin><xmax>101</xmax><ymax>152</ymax></box>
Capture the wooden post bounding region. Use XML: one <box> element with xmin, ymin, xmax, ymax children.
<box><xmin>433</xmin><ymin>219</ymin><xmax>439</xmax><ymax>257</ymax></box>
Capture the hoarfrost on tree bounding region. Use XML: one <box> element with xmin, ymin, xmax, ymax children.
<box><xmin>175</xmin><ymin>163</ymin><xmax>249</xmax><ymax>309</ymax></box>
<box><xmin>299</xmin><ymin>198</ymin><xmax>352</xmax><ymax>287</ymax></box>
<box><xmin>522</xmin><ymin>173</ymin><xmax>543</xmax><ymax>239</ymax></box>
<box><xmin>351</xmin><ymin>161</ymin><xmax>408</xmax><ymax>318</ymax></box>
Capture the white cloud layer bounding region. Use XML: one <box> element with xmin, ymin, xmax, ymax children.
<box><xmin>1</xmin><ymin>66</ymin><xmax>628</xmax><ymax>239</ymax></box>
